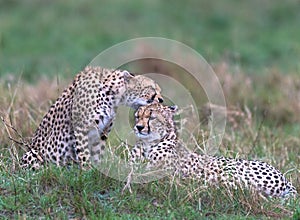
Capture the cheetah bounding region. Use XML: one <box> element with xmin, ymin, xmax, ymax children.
<box><xmin>129</xmin><ymin>103</ymin><xmax>297</xmax><ymax>198</ymax></box>
<box><xmin>20</xmin><ymin>66</ymin><xmax>163</xmax><ymax>169</ymax></box>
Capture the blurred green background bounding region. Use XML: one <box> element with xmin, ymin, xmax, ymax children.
<box><xmin>1</xmin><ymin>0</ymin><xmax>300</xmax><ymax>81</ymax></box>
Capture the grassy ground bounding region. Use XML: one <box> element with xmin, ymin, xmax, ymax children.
<box><xmin>0</xmin><ymin>0</ymin><xmax>300</xmax><ymax>219</ymax></box>
<box><xmin>0</xmin><ymin>69</ymin><xmax>299</xmax><ymax>219</ymax></box>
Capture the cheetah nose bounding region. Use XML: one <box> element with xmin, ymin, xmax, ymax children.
<box><xmin>158</xmin><ymin>97</ymin><xmax>163</xmax><ymax>103</ymax></box>
<box><xmin>136</xmin><ymin>125</ymin><xmax>145</xmax><ymax>132</ymax></box>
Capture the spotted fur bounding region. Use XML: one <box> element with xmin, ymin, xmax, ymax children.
<box><xmin>130</xmin><ymin>103</ymin><xmax>297</xmax><ymax>198</ymax></box>
<box><xmin>21</xmin><ymin>66</ymin><xmax>163</xmax><ymax>169</ymax></box>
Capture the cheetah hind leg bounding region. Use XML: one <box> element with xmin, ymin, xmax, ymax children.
<box><xmin>20</xmin><ymin>149</ymin><xmax>44</xmax><ymax>170</ymax></box>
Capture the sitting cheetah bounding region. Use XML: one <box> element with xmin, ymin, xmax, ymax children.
<box><xmin>129</xmin><ymin>103</ymin><xmax>297</xmax><ymax>198</ymax></box>
<box><xmin>21</xmin><ymin>66</ymin><xmax>163</xmax><ymax>169</ymax></box>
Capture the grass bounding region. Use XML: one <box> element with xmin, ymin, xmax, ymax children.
<box><xmin>0</xmin><ymin>0</ymin><xmax>300</xmax><ymax>219</ymax></box>
<box><xmin>0</xmin><ymin>165</ymin><xmax>299</xmax><ymax>219</ymax></box>
<box><xmin>1</xmin><ymin>0</ymin><xmax>300</xmax><ymax>80</ymax></box>
<box><xmin>0</xmin><ymin>69</ymin><xmax>299</xmax><ymax>219</ymax></box>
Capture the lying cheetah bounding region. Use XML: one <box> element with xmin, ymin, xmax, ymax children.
<box><xmin>21</xmin><ymin>66</ymin><xmax>163</xmax><ymax>169</ymax></box>
<box><xmin>130</xmin><ymin>103</ymin><xmax>297</xmax><ymax>198</ymax></box>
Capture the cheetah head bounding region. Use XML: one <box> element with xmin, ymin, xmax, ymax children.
<box><xmin>123</xmin><ymin>72</ymin><xmax>163</xmax><ymax>109</ymax></box>
<box><xmin>134</xmin><ymin>103</ymin><xmax>177</xmax><ymax>142</ymax></box>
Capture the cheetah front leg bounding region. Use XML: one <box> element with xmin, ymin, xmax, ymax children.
<box><xmin>74</xmin><ymin>128</ymin><xmax>92</xmax><ymax>169</ymax></box>
<box><xmin>129</xmin><ymin>144</ymin><xmax>146</xmax><ymax>164</ymax></box>
<box><xmin>88</xmin><ymin>116</ymin><xmax>114</xmax><ymax>165</ymax></box>
<box><xmin>74</xmin><ymin>126</ymin><xmax>108</xmax><ymax>168</ymax></box>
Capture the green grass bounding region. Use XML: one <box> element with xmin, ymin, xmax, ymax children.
<box><xmin>0</xmin><ymin>0</ymin><xmax>300</xmax><ymax>219</ymax></box>
<box><xmin>0</xmin><ymin>165</ymin><xmax>299</xmax><ymax>219</ymax></box>
<box><xmin>1</xmin><ymin>0</ymin><xmax>300</xmax><ymax>80</ymax></box>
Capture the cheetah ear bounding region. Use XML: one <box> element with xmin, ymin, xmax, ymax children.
<box><xmin>123</xmin><ymin>70</ymin><xmax>134</xmax><ymax>82</ymax></box>
<box><xmin>168</xmin><ymin>105</ymin><xmax>178</xmax><ymax>113</ymax></box>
